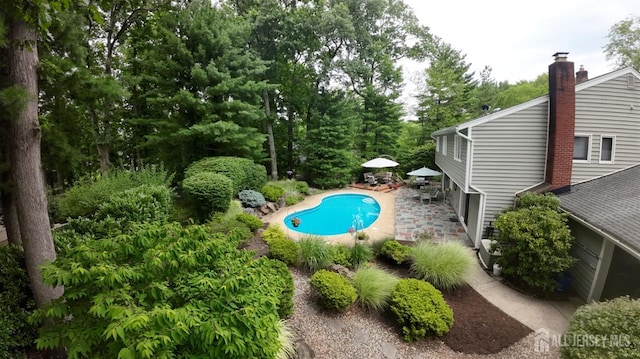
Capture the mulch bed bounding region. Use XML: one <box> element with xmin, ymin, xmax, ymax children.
<box><xmin>242</xmin><ymin>234</ymin><xmax>532</xmax><ymax>355</ymax></box>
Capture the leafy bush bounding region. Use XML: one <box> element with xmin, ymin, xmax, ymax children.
<box><xmin>182</xmin><ymin>172</ymin><xmax>233</xmax><ymax>220</ymax></box>
<box><xmin>238</xmin><ymin>190</ymin><xmax>267</xmax><ymax>208</ymax></box>
<box><xmin>207</xmin><ymin>214</ymin><xmax>253</xmax><ymax>245</ymax></box>
<box><xmin>235</xmin><ymin>213</ymin><xmax>263</xmax><ymax>231</ymax></box>
<box><xmin>268</xmin><ymin>238</ymin><xmax>300</xmax><ymax>266</ymax></box>
<box><xmin>495</xmin><ymin>205</ymin><xmax>576</xmax><ymax>293</ymax></box>
<box><xmin>261</xmin><ymin>183</ymin><xmax>286</xmax><ymax>202</ymax></box>
<box><xmin>0</xmin><ymin>246</ymin><xmax>38</xmax><ymax>358</ymax></box>
<box><xmin>295</xmin><ymin>181</ymin><xmax>310</xmax><ymax>195</ymax></box>
<box><xmin>389</xmin><ymin>278</ymin><xmax>454</xmax><ymax>341</ymax></box>
<box><xmin>515</xmin><ymin>192</ymin><xmax>560</xmax><ymax>210</ymax></box>
<box><xmin>259</xmin><ymin>258</ymin><xmax>295</xmax><ymax>319</ymax></box>
<box><xmin>54</xmin><ymin>166</ymin><xmax>173</xmax><ymax>220</ymax></box>
<box><xmin>561</xmin><ymin>296</ymin><xmax>640</xmax><ymax>359</ymax></box>
<box><xmin>310</xmin><ymin>270</ymin><xmax>357</xmax><ymax>312</ymax></box>
<box><xmin>184</xmin><ymin>156</ymin><xmax>266</xmax><ymax>195</ymax></box>
<box><xmin>410</xmin><ymin>241</ymin><xmax>474</xmax><ymax>290</ymax></box>
<box><xmin>381</xmin><ymin>240</ymin><xmax>412</xmax><ymax>264</ymax></box>
<box><xmin>262</xmin><ymin>224</ymin><xmax>287</xmax><ymax>244</ymax></box>
<box><xmin>350</xmin><ymin>243</ymin><xmax>374</xmax><ymax>267</ymax></box>
<box><xmin>352</xmin><ymin>266</ymin><xmax>399</xmax><ymax>311</ymax></box>
<box><xmin>35</xmin><ymin>223</ymin><xmax>286</xmax><ymax>358</ymax></box>
<box><xmin>369</xmin><ymin>238</ymin><xmax>390</xmax><ymax>257</ymax></box>
<box><xmin>299</xmin><ymin>236</ymin><xmax>333</xmax><ymax>273</ymax></box>
<box><xmin>330</xmin><ymin>244</ymin><xmax>352</xmax><ymax>267</ymax></box>
<box><xmin>284</xmin><ymin>194</ymin><xmax>303</xmax><ymax>206</ymax></box>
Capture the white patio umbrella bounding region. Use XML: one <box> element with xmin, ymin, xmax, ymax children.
<box><xmin>361</xmin><ymin>157</ymin><xmax>399</xmax><ymax>168</ymax></box>
<box><xmin>406</xmin><ymin>166</ymin><xmax>441</xmax><ymax>177</ymax></box>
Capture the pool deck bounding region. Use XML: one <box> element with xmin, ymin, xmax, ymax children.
<box><xmin>263</xmin><ymin>186</ymin><xmax>471</xmax><ymax>246</ymax></box>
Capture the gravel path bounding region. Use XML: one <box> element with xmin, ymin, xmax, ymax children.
<box><xmin>288</xmin><ymin>267</ymin><xmax>560</xmax><ymax>359</ymax></box>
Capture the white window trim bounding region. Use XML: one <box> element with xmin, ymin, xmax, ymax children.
<box><xmin>573</xmin><ymin>134</ymin><xmax>592</xmax><ymax>164</ymax></box>
<box><xmin>453</xmin><ymin>135</ymin><xmax>462</xmax><ymax>161</ymax></box>
<box><xmin>442</xmin><ymin>136</ymin><xmax>448</xmax><ymax>156</ymax></box>
<box><xmin>436</xmin><ymin>137</ymin><xmax>440</xmax><ymax>152</ymax></box>
<box><xmin>599</xmin><ymin>135</ymin><xmax>616</xmax><ymax>164</ymax></box>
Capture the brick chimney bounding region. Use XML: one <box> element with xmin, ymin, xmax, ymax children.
<box><xmin>545</xmin><ymin>52</ymin><xmax>575</xmax><ymax>189</ymax></box>
<box><xmin>576</xmin><ymin>65</ymin><xmax>589</xmax><ymax>84</ymax></box>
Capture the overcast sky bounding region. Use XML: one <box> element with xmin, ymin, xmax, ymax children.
<box><xmin>402</xmin><ymin>0</ymin><xmax>638</xmax><ymax>83</ymax></box>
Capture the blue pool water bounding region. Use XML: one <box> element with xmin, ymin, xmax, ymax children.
<box><xmin>284</xmin><ymin>194</ymin><xmax>381</xmax><ymax>235</ymax></box>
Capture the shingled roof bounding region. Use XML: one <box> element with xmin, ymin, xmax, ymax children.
<box><xmin>556</xmin><ymin>165</ymin><xmax>640</xmax><ymax>254</ymax></box>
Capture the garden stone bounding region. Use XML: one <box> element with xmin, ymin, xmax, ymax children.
<box><xmin>381</xmin><ymin>342</ymin><xmax>397</xmax><ymax>358</ymax></box>
<box><xmin>295</xmin><ymin>339</ymin><xmax>315</xmax><ymax>359</ymax></box>
<box><xmin>327</xmin><ymin>264</ymin><xmax>352</xmax><ymax>278</ymax></box>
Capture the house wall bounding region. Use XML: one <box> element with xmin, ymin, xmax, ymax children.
<box><xmin>466</xmin><ymin>194</ymin><xmax>481</xmax><ymax>244</ymax></box>
<box><xmin>435</xmin><ymin>132</ymin><xmax>467</xmax><ymax>190</ymax></box>
<box><xmin>572</xmin><ymin>74</ymin><xmax>640</xmax><ymax>183</ymax></box>
<box><xmin>470</xmin><ymin>103</ymin><xmax>549</xmax><ymax>230</ymax></box>
<box><xmin>567</xmin><ymin>218</ymin><xmax>603</xmax><ymax>302</ymax></box>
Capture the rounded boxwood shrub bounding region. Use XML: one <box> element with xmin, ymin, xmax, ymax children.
<box><xmin>238</xmin><ymin>190</ymin><xmax>267</xmax><ymax>208</ymax></box>
<box><xmin>261</xmin><ymin>183</ymin><xmax>286</xmax><ymax>202</ymax></box>
<box><xmin>284</xmin><ymin>194</ymin><xmax>302</xmax><ymax>206</ymax></box>
<box><xmin>268</xmin><ymin>238</ymin><xmax>300</xmax><ymax>266</ymax></box>
<box><xmin>390</xmin><ymin>278</ymin><xmax>454</xmax><ymax>341</ymax></box>
<box><xmin>182</xmin><ymin>172</ymin><xmax>233</xmax><ymax>220</ymax></box>
<box><xmin>235</xmin><ymin>213</ymin><xmax>263</xmax><ymax>231</ymax></box>
<box><xmin>561</xmin><ymin>296</ymin><xmax>640</xmax><ymax>359</ymax></box>
<box><xmin>310</xmin><ymin>270</ymin><xmax>357</xmax><ymax>312</ymax></box>
<box><xmin>410</xmin><ymin>241</ymin><xmax>474</xmax><ymax>290</ymax></box>
<box><xmin>261</xmin><ymin>225</ymin><xmax>287</xmax><ymax>244</ymax></box>
<box><xmin>0</xmin><ymin>246</ymin><xmax>38</xmax><ymax>358</ymax></box>
<box><xmin>295</xmin><ymin>181</ymin><xmax>310</xmax><ymax>195</ymax></box>
<box><xmin>381</xmin><ymin>240</ymin><xmax>412</xmax><ymax>265</ymax></box>
<box><xmin>185</xmin><ymin>156</ymin><xmax>266</xmax><ymax>195</ymax></box>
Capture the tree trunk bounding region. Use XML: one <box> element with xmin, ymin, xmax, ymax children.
<box><xmin>8</xmin><ymin>18</ymin><xmax>63</xmax><ymax>307</ymax></box>
<box><xmin>287</xmin><ymin>107</ymin><xmax>294</xmax><ymax>173</ymax></box>
<box><xmin>263</xmin><ymin>89</ymin><xmax>278</xmax><ymax>181</ymax></box>
<box><xmin>1</xmin><ymin>189</ymin><xmax>22</xmax><ymax>246</ymax></box>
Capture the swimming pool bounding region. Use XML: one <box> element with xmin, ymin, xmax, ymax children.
<box><xmin>284</xmin><ymin>193</ymin><xmax>381</xmax><ymax>236</ymax></box>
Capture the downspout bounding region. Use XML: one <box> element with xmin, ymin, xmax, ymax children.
<box><xmin>455</xmin><ymin>128</ymin><xmax>473</xmax><ymax>193</ymax></box>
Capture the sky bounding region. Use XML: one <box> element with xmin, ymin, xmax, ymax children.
<box><xmin>402</xmin><ymin>0</ymin><xmax>639</xmax><ymax>82</ymax></box>
<box><xmin>399</xmin><ymin>0</ymin><xmax>638</xmax><ymax>117</ymax></box>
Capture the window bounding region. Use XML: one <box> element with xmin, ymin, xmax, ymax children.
<box><xmin>436</xmin><ymin>137</ymin><xmax>440</xmax><ymax>152</ymax></box>
<box><xmin>442</xmin><ymin>136</ymin><xmax>448</xmax><ymax>156</ymax></box>
<box><xmin>599</xmin><ymin>135</ymin><xmax>615</xmax><ymax>163</ymax></box>
<box><xmin>454</xmin><ymin>135</ymin><xmax>462</xmax><ymax>161</ymax></box>
<box><xmin>573</xmin><ymin>135</ymin><xmax>592</xmax><ymax>162</ymax></box>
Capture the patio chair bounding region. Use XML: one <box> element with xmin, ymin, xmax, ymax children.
<box><xmin>415</xmin><ymin>177</ymin><xmax>426</xmax><ymax>187</ymax></box>
<box><xmin>367</xmin><ymin>175</ymin><xmax>378</xmax><ymax>186</ymax></box>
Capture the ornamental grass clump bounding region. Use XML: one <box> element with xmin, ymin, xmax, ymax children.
<box><xmin>350</xmin><ymin>243</ymin><xmax>373</xmax><ymax>267</ymax></box>
<box><xmin>352</xmin><ymin>265</ymin><xmax>399</xmax><ymax>311</ymax></box>
<box><xmin>298</xmin><ymin>236</ymin><xmax>333</xmax><ymax>273</ymax></box>
<box><xmin>310</xmin><ymin>270</ymin><xmax>357</xmax><ymax>312</ymax></box>
<box><xmin>390</xmin><ymin>278</ymin><xmax>454</xmax><ymax>341</ymax></box>
<box><xmin>409</xmin><ymin>241</ymin><xmax>474</xmax><ymax>291</ymax></box>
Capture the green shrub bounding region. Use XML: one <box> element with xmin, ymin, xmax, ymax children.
<box><xmin>284</xmin><ymin>194</ymin><xmax>302</xmax><ymax>206</ymax></box>
<box><xmin>390</xmin><ymin>278</ymin><xmax>454</xmax><ymax>341</ymax></box>
<box><xmin>515</xmin><ymin>192</ymin><xmax>560</xmax><ymax>210</ymax></box>
<box><xmin>182</xmin><ymin>172</ymin><xmax>234</xmax><ymax>220</ymax></box>
<box><xmin>330</xmin><ymin>244</ymin><xmax>352</xmax><ymax>267</ymax></box>
<box><xmin>350</xmin><ymin>243</ymin><xmax>374</xmax><ymax>267</ymax></box>
<box><xmin>381</xmin><ymin>240</ymin><xmax>412</xmax><ymax>264</ymax></box>
<box><xmin>295</xmin><ymin>181</ymin><xmax>310</xmax><ymax>195</ymax></box>
<box><xmin>54</xmin><ymin>166</ymin><xmax>173</xmax><ymax>220</ymax></box>
<box><xmin>238</xmin><ymin>190</ymin><xmax>267</xmax><ymax>208</ymax></box>
<box><xmin>259</xmin><ymin>258</ymin><xmax>295</xmax><ymax>319</ymax></box>
<box><xmin>207</xmin><ymin>215</ymin><xmax>253</xmax><ymax>245</ymax></box>
<box><xmin>495</xmin><ymin>205</ymin><xmax>576</xmax><ymax>293</ymax></box>
<box><xmin>0</xmin><ymin>246</ymin><xmax>38</xmax><ymax>358</ymax></box>
<box><xmin>352</xmin><ymin>266</ymin><xmax>399</xmax><ymax>311</ymax></box>
<box><xmin>35</xmin><ymin>223</ymin><xmax>286</xmax><ymax>358</ymax></box>
<box><xmin>222</xmin><ymin>200</ymin><xmax>245</xmax><ymax>221</ymax></box>
<box><xmin>369</xmin><ymin>238</ymin><xmax>390</xmax><ymax>257</ymax></box>
<box><xmin>410</xmin><ymin>241</ymin><xmax>474</xmax><ymax>290</ymax></box>
<box><xmin>262</xmin><ymin>224</ymin><xmax>287</xmax><ymax>244</ymax></box>
<box><xmin>185</xmin><ymin>157</ymin><xmax>266</xmax><ymax>195</ymax></box>
<box><xmin>562</xmin><ymin>296</ymin><xmax>640</xmax><ymax>359</ymax></box>
<box><xmin>299</xmin><ymin>236</ymin><xmax>333</xmax><ymax>272</ymax></box>
<box><xmin>235</xmin><ymin>213</ymin><xmax>263</xmax><ymax>231</ymax></box>
<box><xmin>310</xmin><ymin>270</ymin><xmax>357</xmax><ymax>311</ymax></box>
<box><xmin>268</xmin><ymin>238</ymin><xmax>300</xmax><ymax>266</ymax></box>
<box><xmin>261</xmin><ymin>183</ymin><xmax>286</xmax><ymax>202</ymax></box>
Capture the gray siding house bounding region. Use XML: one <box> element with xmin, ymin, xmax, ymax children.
<box><xmin>432</xmin><ymin>54</ymin><xmax>640</xmax><ymax>302</ymax></box>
